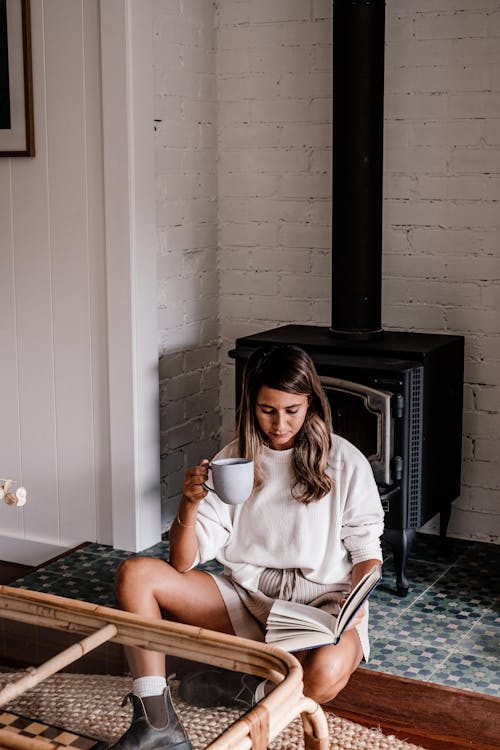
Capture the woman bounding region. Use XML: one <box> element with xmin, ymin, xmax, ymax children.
<box><xmin>110</xmin><ymin>345</ymin><xmax>384</xmax><ymax>750</ymax></box>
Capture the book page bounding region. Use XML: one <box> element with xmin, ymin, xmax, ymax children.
<box><xmin>266</xmin><ymin>629</ymin><xmax>336</xmax><ymax>652</ymax></box>
<box><xmin>266</xmin><ymin>599</ymin><xmax>336</xmax><ymax>639</ymax></box>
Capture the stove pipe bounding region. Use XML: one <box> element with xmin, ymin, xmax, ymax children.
<box><xmin>331</xmin><ymin>0</ymin><xmax>386</xmax><ymax>339</ymax></box>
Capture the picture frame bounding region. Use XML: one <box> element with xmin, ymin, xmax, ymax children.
<box><xmin>0</xmin><ymin>0</ymin><xmax>34</xmax><ymax>156</ymax></box>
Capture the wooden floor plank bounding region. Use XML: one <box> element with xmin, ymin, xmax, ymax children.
<box><xmin>0</xmin><ymin>561</ymin><xmax>33</xmax><ymax>585</ymax></box>
<box><xmin>330</xmin><ymin>706</ymin><xmax>499</xmax><ymax>750</ymax></box>
<box><xmin>330</xmin><ymin>667</ymin><xmax>500</xmax><ymax>750</ymax></box>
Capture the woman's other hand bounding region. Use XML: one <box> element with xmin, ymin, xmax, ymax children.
<box><xmin>340</xmin><ymin>599</ymin><xmax>367</xmax><ymax>631</ymax></box>
<box><xmin>342</xmin><ymin>559</ymin><xmax>380</xmax><ymax>631</ymax></box>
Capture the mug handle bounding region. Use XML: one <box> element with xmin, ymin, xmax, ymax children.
<box><xmin>202</xmin><ymin>461</ymin><xmax>213</xmax><ymax>493</ymax></box>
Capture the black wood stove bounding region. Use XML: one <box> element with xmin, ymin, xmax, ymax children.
<box><xmin>230</xmin><ymin>326</ymin><xmax>463</xmax><ymax>596</ymax></box>
<box><xmin>229</xmin><ymin>0</ymin><xmax>464</xmax><ymax>595</ymax></box>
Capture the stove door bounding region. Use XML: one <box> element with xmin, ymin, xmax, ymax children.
<box><xmin>320</xmin><ymin>376</ymin><xmax>393</xmax><ymax>486</ymax></box>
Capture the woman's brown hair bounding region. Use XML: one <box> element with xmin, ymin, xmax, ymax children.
<box><xmin>235</xmin><ymin>345</ymin><xmax>334</xmax><ymax>503</ymax></box>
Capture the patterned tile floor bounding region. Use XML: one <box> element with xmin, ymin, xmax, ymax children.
<box><xmin>10</xmin><ymin>532</ymin><xmax>499</xmax><ymax>698</ymax></box>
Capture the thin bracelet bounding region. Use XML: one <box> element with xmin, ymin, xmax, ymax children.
<box><xmin>175</xmin><ymin>510</ymin><xmax>195</xmax><ymax>528</ymax></box>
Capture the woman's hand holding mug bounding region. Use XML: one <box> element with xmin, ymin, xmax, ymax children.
<box><xmin>183</xmin><ymin>459</ymin><xmax>210</xmax><ymax>504</ymax></box>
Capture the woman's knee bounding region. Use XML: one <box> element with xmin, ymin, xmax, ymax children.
<box><xmin>303</xmin><ymin>657</ymin><xmax>343</xmax><ymax>703</ymax></box>
<box><xmin>302</xmin><ymin>645</ymin><xmax>361</xmax><ymax>704</ymax></box>
<box><xmin>114</xmin><ymin>556</ymin><xmax>169</xmax><ymax>603</ymax></box>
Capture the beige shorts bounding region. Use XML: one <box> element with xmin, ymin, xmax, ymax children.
<box><xmin>209</xmin><ymin>567</ymin><xmax>370</xmax><ymax>661</ymax></box>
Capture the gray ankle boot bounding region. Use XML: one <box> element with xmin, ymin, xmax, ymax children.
<box><xmin>108</xmin><ymin>688</ymin><xmax>192</xmax><ymax>750</ymax></box>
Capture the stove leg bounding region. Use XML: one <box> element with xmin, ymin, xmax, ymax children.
<box><xmin>440</xmin><ymin>503</ymin><xmax>452</xmax><ymax>539</ymax></box>
<box><xmin>383</xmin><ymin>528</ymin><xmax>416</xmax><ymax>597</ymax></box>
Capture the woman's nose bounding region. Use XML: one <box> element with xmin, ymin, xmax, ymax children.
<box><xmin>273</xmin><ymin>412</ymin><xmax>286</xmax><ymax>429</ymax></box>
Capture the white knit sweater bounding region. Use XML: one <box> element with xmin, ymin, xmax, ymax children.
<box><xmin>192</xmin><ymin>434</ymin><xmax>384</xmax><ymax>592</ymax></box>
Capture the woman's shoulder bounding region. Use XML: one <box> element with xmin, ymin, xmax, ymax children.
<box><xmin>329</xmin><ymin>433</ymin><xmax>371</xmax><ymax>469</ymax></box>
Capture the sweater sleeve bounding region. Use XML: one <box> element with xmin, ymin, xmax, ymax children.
<box><xmin>194</xmin><ymin>493</ymin><xmax>232</xmax><ymax>565</ymax></box>
<box><xmin>190</xmin><ymin>441</ymin><xmax>237</xmax><ymax>567</ymax></box>
<box><xmin>340</xmin><ymin>448</ymin><xmax>384</xmax><ymax>565</ymax></box>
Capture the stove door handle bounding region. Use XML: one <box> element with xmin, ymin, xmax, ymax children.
<box><xmin>378</xmin><ymin>485</ymin><xmax>400</xmax><ymax>512</ymax></box>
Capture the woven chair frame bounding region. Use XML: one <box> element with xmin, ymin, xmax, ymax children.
<box><xmin>0</xmin><ymin>585</ymin><xmax>329</xmax><ymax>750</ymax></box>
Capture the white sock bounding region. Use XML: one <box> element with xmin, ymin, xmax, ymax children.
<box><xmin>133</xmin><ymin>675</ymin><xmax>167</xmax><ymax>698</ymax></box>
<box><xmin>254</xmin><ymin>679</ymin><xmax>271</xmax><ymax>703</ymax></box>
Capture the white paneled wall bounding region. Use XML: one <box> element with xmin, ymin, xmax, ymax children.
<box><xmin>0</xmin><ymin>1</ymin><xmax>111</xmax><ymax>549</ymax></box>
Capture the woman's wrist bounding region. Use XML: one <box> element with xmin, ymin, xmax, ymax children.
<box><xmin>175</xmin><ymin>511</ymin><xmax>195</xmax><ymax>528</ymax></box>
<box><xmin>175</xmin><ymin>497</ymin><xmax>199</xmax><ymax>528</ymax></box>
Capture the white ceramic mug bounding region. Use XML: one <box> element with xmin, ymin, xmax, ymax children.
<box><xmin>202</xmin><ymin>458</ymin><xmax>254</xmax><ymax>505</ymax></box>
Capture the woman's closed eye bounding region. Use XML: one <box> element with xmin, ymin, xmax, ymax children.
<box><xmin>259</xmin><ymin>406</ymin><xmax>301</xmax><ymax>415</ymax></box>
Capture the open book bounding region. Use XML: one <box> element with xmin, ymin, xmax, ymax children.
<box><xmin>265</xmin><ymin>565</ymin><xmax>382</xmax><ymax>652</ymax></box>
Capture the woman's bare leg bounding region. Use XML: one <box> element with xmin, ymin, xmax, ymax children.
<box><xmin>296</xmin><ymin>629</ymin><xmax>363</xmax><ymax>703</ymax></box>
<box><xmin>115</xmin><ymin>556</ymin><xmax>363</xmax><ymax>707</ymax></box>
<box><xmin>114</xmin><ymin>556</ymin><xmax>234</xmax><ymax>678</ymax></box>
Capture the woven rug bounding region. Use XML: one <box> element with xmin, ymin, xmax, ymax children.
<box><xmin>0</xmin><ymin>673</ymin><xmax>425</xmax><ymax>750</ymax></box>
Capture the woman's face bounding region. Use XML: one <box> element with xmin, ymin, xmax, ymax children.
<box><xmin>255</xmin><ymin>386</ymin><xmax>309</xmax><ymax>451</ymax></box>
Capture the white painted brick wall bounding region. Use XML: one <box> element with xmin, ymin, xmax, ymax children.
<box><xmin>153</xmin><ymin>1</ymin><xmax>498</xmax><ymax>543</ymax></box>
<box><xmin>383</xmin><ymin>0</ymin><xmax>500</xmax><ymax>541</ymax></box>
<box><xmin>215</xmin><ymin>0</ymin><xmax>333</xmax><ymax>436</ymax></box>
<box><xmin>154</xmin><ymin>0</ymin><xmax>219</xmax><ymax>526</ymax></box>
<box><xmin>381</xmin><ymin>4</ymin><xmax>500</xmax><ymax>543</ymax></box>
<box><xmin>214</xmin><ymin>1</ymin><xmax>499</xmax><ymax>544</ymax></box>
